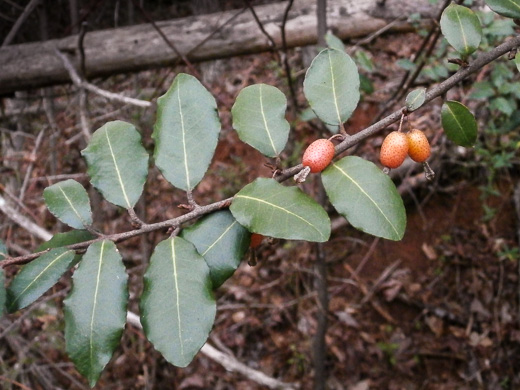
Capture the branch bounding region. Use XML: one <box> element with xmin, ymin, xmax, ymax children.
<box><xmin>3</xmin><ymin>35</ymin><xmax>520</xmax><ymax>268</ymax></box>
<box><xmin>0</xmin><ymin>195</ymin><xmax>52</xmax><ymax>242</ymax></box>
<box><xmin>54</xmin><ymin>48</ymin><xmax>152</xmax><ymax>108</ymax></box>
<box><xmin>126</xmin><ymin>312</ymin><xmax>297</xmax><ymax>389</ymax></box>
<box><xmin>2</xmin><ymin>0</ymin><xmax>41</xmax><ymax>47</ymax></box>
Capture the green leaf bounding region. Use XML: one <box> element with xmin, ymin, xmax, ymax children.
<box><xmin>441</xmin><ymin>100</ymin><xmax>478</xmax><ymax>147</ymax></box>
<box><xmin>230</xmin><ymin>178</ymin><xmax>331</xmax><ymax>242</ymax></box>
<box><xmin>231</xmin><ymin>84</ymin><xmax>290</xmax><ymax>158</ymax></box>
<box><xmin>484</xmin><ymin>0</ymin><xmax>520</xmax><ymax>19</ymax></box>
<box><xmin>82</xmin><ymin>120</ymin><xmax>149</xmax><ymax>209</ymax></box>
<box><xmin>325</xmin><ymin>32</ymin><xmax>345</xmax><ymax>51</ymax></box>
<box><xmin>322</xmin><ymin>156</ymin><xmax>406</xmax><ymax>241</ymax></box>
<box><xmin>64</xmin><ymin>240</ymin><xmax>128</xmax><ymax>387</ymax></box>
<box><xmin>36</xmin><ymin>230</ymin><xmax>95</xmax><ymax>252</ymax></box>
<box><xmin>515</xmin><ymin>51</ymin><xmax>520</xmax><ymax>73</ymax></box>
<box><xmin>43</xmin><ymin>180</ymin><xmax>92</xmax><ymax>229</ymax></box>
<box><xmin>396</xmin><ymin>58</ymin><xmax>416</xmax><ymax>71</ymax></box>
<box><xmin>440</xmin><ymin>4</ymin><xmax>482</xmax><ymax>57</ymax></box>
<box><xmin>181</xmin><ymin>210</ymin><xmax>250</xmax><ymax>288</ymax></box>
<box><xmin>303</xmin><ymin>48</ymin><xmax>360</xmax><ymax>126</ymax></box>
<box><xmin>469</xmin><ymin>81</ymin><xmax>495</xmax><ymax>99</ymax></box>
<box><xmin>405</xmin><ymin>88</ymin><xmax>426</xmax><ymax>111</ymax></box>
<box><xmin>6</xmin><ymin>248</ymin><xmax>76</xmax><ymax>312</ymax></box>
<box><xmin>355</xmin><ymin>50</ymin><xmax>375</xmax><ymax>73</ymax></box>
<box><xmin>140</xmin><ymin>237</ymin><xmax>216</xmax><ymax>367</ymax></box>
<box><xmin>490</xmin><ymin>96</ymin><xmax>515</xmax><ymax>116</ymax></box>
<box><xmin>153</xmin><ymin>73</ymin><xmax>221</xmax><ymax>191</ymax></box>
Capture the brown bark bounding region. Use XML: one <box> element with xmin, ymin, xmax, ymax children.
<box><xmin>0</xmin><ymin>0</ymin><xmax>437</xmax><ymax>96</ymax></box>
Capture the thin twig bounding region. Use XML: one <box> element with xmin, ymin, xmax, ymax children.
<box><xmin>280</xmin><ymin>0</ymin><xmax>298</xmax><ymax>112</ymax></box>
<box><xmin>313</xmin><ymin>175</ymin><xmax>328</xmax><ymax>390</ymax></box>
<box><xmin>244</xmin><ymin>0</ymin><xmax>278</xmax><ymax>52</ymax></box>
<box><xmin>126</xmin><ymin>312</ymin><xmax>297</xmax><ymax>389</ymax></box>
<box><xmin>54</xmin><ymin>48</ymin><xmax>152</xmax><ymax>108</ymax></box>
<box><xmin>0</xmin><ymin>195</ymin><xmax>52</xmax><ymax>242</ymax></box>
<box><xmin>19</xmin><ymin>128</ymin><xmax>46</xmax><ymax>203</ymax></box>
<box><xmin>2</xmin><ymin>0</ymin><xmax>41</xmax><ymax>47</ymax></box>
<box><xmin>374</xmin><ymin>0</ymin><xmax>452</xmax><ymax>121</ymax></box>
<box><xmin>3</xmin><ymin>35</ymin><xmax>520</xmax><ymax>267</ymax></box>
<box><xmin>130</xmin><ymin>0</ymin><xmax>201</xmax><ymax>80</ymax></box>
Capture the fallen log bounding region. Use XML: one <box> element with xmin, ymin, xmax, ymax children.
<box><xmin>0</xmin><ymin>0</ymin><xmax>437</xmax><ymax>96</ymax></box>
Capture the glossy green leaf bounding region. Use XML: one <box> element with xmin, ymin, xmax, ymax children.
<box><xmin>303</xmin><ymin>48</ymin><xmax>360</xmax><ymax>126</ymax></box>
<box><xmin>64</xmin><ymin>240</ymin><xmax>128</xmax><ymax>387</ymax></box>
<box><xmin>322</xmin><ymin>156</ymin><xmax>406</xmax><ymax>241</ymax></box>
<box><xmin>36</xmin><ymin>230</ymin><xmax>95</xmax><ymax>252</ymax></box>
<box><xmin>405</xmin><ymin>88</ymin><xmax>426</xmax><ymax>111</ymax></box>
<box><xmin>82</xmin><ymin>121</ymin><xmax>148</xmax><ymax>209</ymax></box>
<box><xmin>43</xmin><ymin>180</ymin><xmax>92</xmax><ymax>229</ymax></box>
<box><xmin>515</xmin><ymin>51</ymin><xmax>520</xmax><ymax>73</ymax></box>
<box><xmin>231</xmin><ymin>84</ymin><xmax>290</xmax><ymax>158</ymax></box>
<box><xmin>484</xmin><ymin>0</ymin><xmax>520</xmax><ymax>19</ymax></box>
<box><xmin>440</xmin><ymin>4</ymin><xmax>482</xmax><ymax>57</ymax></box>
<box><xmin>325</xmin><ymin>32</ymin><xmax>345</xmax><ymax>51</ymax></box>
<box><xmin>181</xmin><ymin>210</ymin><xmax>250</xmax><ymax>288</ymax></box>
<box><xmin>6</xmin><ymin>248</ymin><xmax>75</xmax><ymax>313</ymax></box>
<box><xmin>153</xmin><ymin>73</ymin><xmax>221</xmax><ymax>191</ymax></box>
<box><xmin>230</xmin><ymin>178</ymin><xmax>331</xmax><ymax>242</ymax></box>
<box><xmin>441</xmin><ymin>100</ymin><xmax>478</xmax><ymax>147</ymax></box>
<box><xmin>140</xmin><ymin>237</ymin><xmax>216</xmax><ymax>367</ymax></box>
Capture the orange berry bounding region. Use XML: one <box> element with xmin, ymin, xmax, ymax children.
<box><xmin>380</xmin><ymin>131</ymin><xmax>409</xmax><ymax>169</ymax></box>
<box><xmin>302</xmin><ymin>139</ymin><xmax>335</xmax><ymax>173</ymax></box>
<box><xmin>407</xmin><ymin>129</ymin><xmax>430</xmax><ymax>163</ymax></box>
<box><xmin>250</xmin><ymin>233</ymin><xmax>264</xmax><ymax>249</ymax></box>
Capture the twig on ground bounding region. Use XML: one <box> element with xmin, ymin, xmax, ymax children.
<box><xmin>130</xmin><ymin>0</ymin><xmax>202</xmax><ymax>81</ymax></box>
<box><xmin>244</xmin><ymin>0</ymin><xmax>279</xmax><ymax>52</ymax></box>
<box><xmin>280</xmin><ymin>0</ymin><xmax>298</xmax><ymax>112</ymax></box>
<box><xmin>126</xmin><ymin>312</ymin><xmax>297</xmax><ymax>389</ymax></box>
<box><xmin>54</xmin><ymin>48</ymin><xmax>152</xmax><ymax>109</ymax></box>
<box><xmin>0</xmin><ymin>195</ymin><xmax>52</xmax><ymax>242</ymax></box>
<box><xmin>2</xmin><ymin>0</ymin><xmax>41</xmax><ymax>47</ymax></box>
<box><xmin>19</xmin><ymin>128</ymin><xmax>45</xmax><ymax>203</ymax></box>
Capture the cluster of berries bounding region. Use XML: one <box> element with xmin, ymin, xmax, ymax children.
<box><xmin>298</xmin><ymin>128</ymin><xmax>430</xmax><ymax>174</ymax></box>
<box><xmin>379</xmin><ymin>129</ymin><xmax>430</xmax><ymax>169</ymax></box>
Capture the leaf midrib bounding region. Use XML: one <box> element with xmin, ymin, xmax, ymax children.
<box><xmin>105</xmin><ymin>129</ymin><xmax>131</xmax><ymax>208</ymax></box>
<box><xmin>234</xmin><ymin>194</ymin><xmax>325</xmax><ymax>240</ymax></box>
<box><xmin>8</xmin><ymin>250</ymin><xmax>72</xmax><ymax>311</ymax></box>
<box><xmin>201</xmin><ymin>221</ymin><xmax>238</xmax><ymax>257</ymax></box>
<box><xmin>331</xmin><ymin>163</ymin><xmax>400</xmax><ymax>238</ymax></box>
<box><xmin>328</xmin><ymin>50</ymin><xmax>342</xmax><ymax>125</ymax></box>
<box><xmin>259</xmin><ymin>85</ymin><xmax>278</xmax><ymax>156</ymax></box>
<box><xmin>177</xmin><ymin>86</ymin><xmax>191</xmax><ymax>191</ymax></box>
<box><xmin>89</xmin><ymin>241</ymin><xmax>105</xmax><ymax>374</ymax></box>
<box><xmin>170</xmin><ymin>239</ymin><xmax>184</xmax><ymax>357</ymax></box>
<box><xmin>446</xmin><ymin>103</ymin><xmax>472</xmax><ymax>144</ymax></box>
<box><xmin>57</xmin><ymin>184</ymin><xmax>89</xmax><ymax>227</ymax></box>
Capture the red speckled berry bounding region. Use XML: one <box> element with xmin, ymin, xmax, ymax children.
<box><xmin>407</xmin><ymin>129</ymin><xmax>431</xmax><ymax>163</ymax></box>
<box><xmin>380</xmin><ymin>131</ymin><xmax>409</xmax><ymax>169</ymax></box>
<box><xmin>302</xmin><ymin>139</ymin><xmax>335</xmax><ymax>173</ymax></box>
<box><xmin>250</xmin><ymin>233</ymin><xmax>264</xmax><ymax>249</ymax></box>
